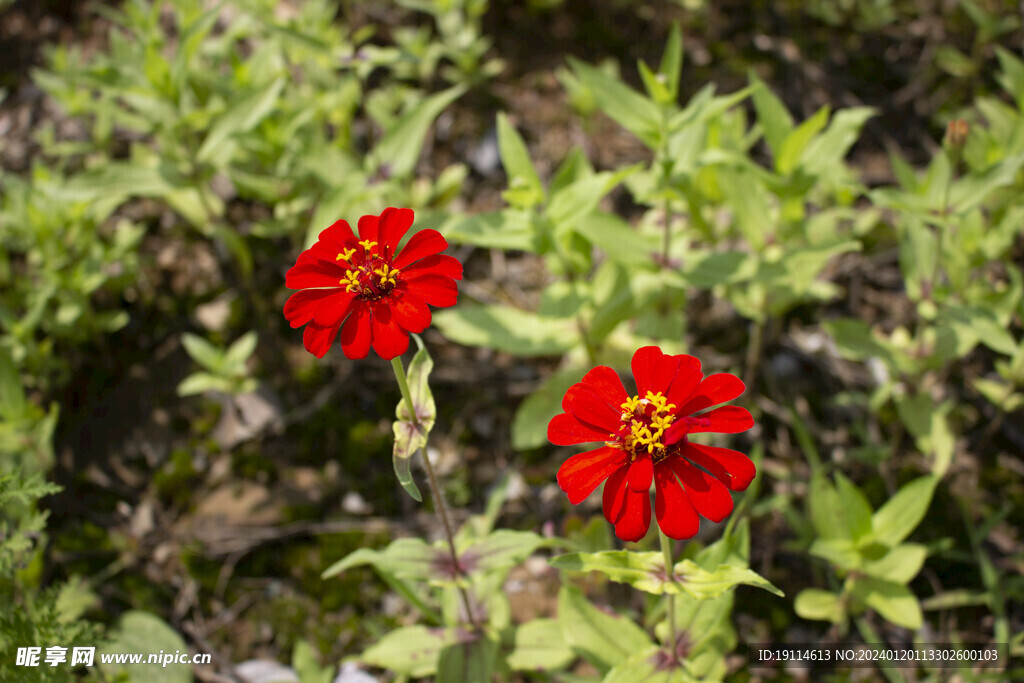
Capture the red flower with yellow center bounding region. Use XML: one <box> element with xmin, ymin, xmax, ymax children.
<box><xmin>549</xmin><ymin>346</ymin><xmax>755</xmax><ymax>542</ymax></box>
<box><xmin>284</xmin><ymin>208</ymin><xmax>462</xmax><ymax>360</ymax></box>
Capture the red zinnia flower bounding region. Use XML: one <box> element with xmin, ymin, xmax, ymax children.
<box><xmin>284</xmin><ymin>208</ymin><xmax>462</xmax><ymax>360</ymax></box>
<box><xmin>549</xmin><ymin>346</ymin><xmax>755</xmax><ymax>542</ymax></box>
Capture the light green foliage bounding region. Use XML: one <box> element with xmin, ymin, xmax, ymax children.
<box><xmin>392</xmin><ymin>336</ymin><xmax>437</xmax><ymax>501</ymax></box>
<box><xmin>798</xmin><ymin>474</ymin><xmax>938</xmax><ymax>630</ymax></box>
<box><xmin>98</xmin><ymin>611</ymin><xmax>192</xmax><ymax>683</ymax></box>
<box><xmin>177</xmin><ymin>331</ymin><xmax>259</xmax><ymax>397</ymax></box>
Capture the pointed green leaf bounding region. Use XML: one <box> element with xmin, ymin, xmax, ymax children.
<box><xmin>462</xmin><ymin>530</ymin><xmax>545</xmax><ymax>573</ymax></box>
<box><xmin>507</xmin><ymin>619</ymin><xmax>574</xmax><ymax>671</ymax></box>
<box><xmin>372</xmin><ymin>85</ymin><xmax>467</xmax><ymax>178</ymax></box>
<box><xmin>393</xmin><ymin>337</ymin><xmax>436</xmax><ymax>462</ymax></box>
<box><xmin>321</xmin><ymin>537</ymin><xmax>440</xmax><ymax>580</ymax></box>
<box><xmin>441</xmin><ymin>210</ymin><xmax>541</xmax><ymax>252</ymax></box>
<box><xmin>851</xmin><ymin>577</ymin><xmax>923</xmax><ymax>630</ymax></box>
<box><xmin>362</xmin><ymin>626</ymin><xmax>454</xmax><ymax>678</ymax></box>
<box><xmin>393</xmin><ymin>451</ymin><xmax>422</xmax><ymax>502</ymax></box>
<box><xmin>432</xmin><ymin>305</ymin><xmax>578</xmax><ymax>356</ymax></box>
<box><xmin>496</xmin><ymin>112</ymin><xmax>544</xmax><ymax>208</ymax></box>
<box><xmin>659</xmin><ymin>22</ymin><xmax>684</xmax><ymax>101</ymax></box>
<box><xmin>557</xmin><ymin>585</ymin><xmax>653</xmax><ymax>673</ymax></box>
<box><xmin>794</xmin><ymin>589</ymin><xmax>845</xmax><ymax>624</ymax></box>
<box><xmin>568</xmin><ymin>57</ymin><xmax>662</xmax><ymax>149</ymax></box>
<box><xmin>674</xmin><ymin>560</ymin><xmax>784</xmax><ymax>599</ymax></box>
<box><xmin>550</xmin><ymin>550</ymin><xmax>667</xmax><ymax>593</ymax></box>
<box><xmin>197</xmin><ymin>77</ymin><xmax>286</xmax><ymax>164</ymax></box>
<box><xmin>749</xmin><ymin>71</ymin><xmax>793</xmax><ymax>157</ymax></box>
<box><xmin>438</xmin><ymin>634</ymin><xmax>499</xmax><ymax>683</ymax></box>
<box><xmin>223</xmin><ymin>331</ymin><xmax>258</xmax><ymax>371</ymax></box>
<box><xmin>808</xmin><ymin>538</ymin><xmax>860</xmax><ymax>571</ymax></box>
<box><xmin>871</xmin><ymin>476</ymin><xmax>938</xmax><ymax>547</ymax></box>
<box><xmin>862</xmin><ymin>544</ymin><xmax>927</xmax><ymax>584</ymax></box>
<box><xmin>834</xmin><ymin>472</ymin><xmax>873</xmax><ymax>541</ymax></box>
<box><xmin>776</xmin><ymin>105</ymin><xmax>830</xmax><ymax>175</ymax></box>
<box><xmin>180</xmin><ymin>333</ymin><xmax>224</xmax><ymax>372</ymax></box>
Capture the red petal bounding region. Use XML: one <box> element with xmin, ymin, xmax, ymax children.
<box><xmin>678</xmin><ymin>373</ymin><xmax>746</xmax><ymax>415</ymax></box>
<box><xmin>580</xmin><ymin>366</ymin><xmax>628</xmax><ymax>407</ymax></box>
<box><xmin>388</xmin><ymin>290</ymin><xmax>431</xmax><ymax>333</ymax></box>
<box><xmin>369</xmin><ymin>301</ymin><xmax>410</xmax><ymax>360</ymax></box>
<box><xmin>548</xmin><ymin>412</ymin><xmax>611</xmax><ymax>445</ymax></box>
<box><xmin>401</xmin><ymin>275</ymin><xmax>458</xmax><ymax>308</ymax></box>
<box><xmin>302</xmin><ymin>321</ymin><xmax>341</xmax><ymax>359</ymax></box>
<box><xmin>286</xmin><ymin>260</ymin><xmax>346</xmax><ymax>289</ymax></box>
<box><xmin>316</xmin><ymin>218</ymin><xmax>356</xmax><ymax>244</ymax></box>
<box><xmin>666</xmin><ymin>457</ymin><xmax>734</xmax><ymax>523</ymax></box>
<box><xmin>602</xmin><ymin>467</ymin><xmax>651</xmax><ymax>542</ymax></box>
<box><xmin>614</xmin><ymin>489</ymin><xmax>651</xmax><ymax>542</ymax></box>
<box><xmin>686</xmin><ymin>405</ymin><xmax>754</xmax><ymax>434</ymax></box>
<box><xmin>682</xmin><ymin>442</ymin><xmax>756</xmax><ymax>491</ymax></box>
<box><xmin>664</xmin><ymin>364</ymin><xmax>703</xmax><ymax>412</ymax></box>
<box><xmin>630</xmin><ymin>346</ymin><xmax>663</xmax><ymax>397</ymax></box>
<box><xmin>284</xmin><ymin>288</ymin><xmax>336</xmax><ymax>328</ymax></box>
<box><xmin>602</xmin><ymin>468</ymin><xmax>628</xmax><ymax>527</ymax></box>
<box><xmin>400</xmin><ymin>253</ymin><xmax>463</xmax><ymax>280</ymax></box>
<box><xmin>313</xmin><ymin>291</ymin><xmax>355</xmax><ymax>327</ymax></box>
<box><xmin>557</xmin><ymin>446</ymin><xmax>628</xmax><ymax>504</ymax></box>
<box><xmin>393</xmin><ymin>229</ymin><xmax>449</xmax><ymax>269</ymax></box>
<box><xmin>627</xmin><ymin>456</ymin><xmax>653</xmax><ymax>492</ymax></box>
<box><xmin>377</xmin><ymin>207</ymin><xmax>414</xmax><ymax>256</ymax></box>
<box><xmin>357</xmin><ymin>213</ymin><xmax>380</xmax><ymax>244</ymax></box>
<box><xmin>674</xmin><ymin>354</ymin><xmax>701</xmax><ymax>373</ymax></box>
<box><xmin>568</xmin><ymin>385</ymin><xmax>623</xmax><ymax>433</ymax></box>
<box><xmin>339</xmin><ymin>305</ymin><xmax>371</xmax><ymax>359</ymax></box>
<box><xmin>653</xmin><ymin>462</ymin><xmax>699</xmax><ymax>540</ymax></box>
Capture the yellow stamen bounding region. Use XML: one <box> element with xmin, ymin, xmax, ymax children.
<box><xmin>336</xmin><ymin>247</ymin><xmax>357</xmax><ymax>262</ymax></box>
<box><xmin>358</xmin><ymin>239</ymin><xmax>378</xmax><ymax>251</ymax></box>
<box><xmin>340</xmin><ymin>269</ymin><xmax>361</xmax><ymax>293</ymax></box>
<box><xmin>611</xmin><ymin>391</ymin><xmax>676</xmax><ymax>459</ymax></box>
<box><xmin>374</xmin><ymin>265</ymin><xmax>401</xmax><ymax>287</ymax></box>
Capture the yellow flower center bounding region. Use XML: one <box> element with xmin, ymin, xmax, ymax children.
<box><xmin>609</xmin><ymin>391</ymin><xmax>676</xmax><ymax>461</ymax></box>
<box><xmin>337</xmin><ymin>242</ymin><xmax>400</xmax><ymax>300</ymax></box>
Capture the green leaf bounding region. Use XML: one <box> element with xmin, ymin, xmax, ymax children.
<box><xmin>568</xmin><ymin>57</ymin><xmax>662</xmax><ymax>149</ymax></box>
<box><xmin>223</xmin><ymin>331</ymin><xmax>258</xmax><ymax>371</ymax></box>
<box><xmin>362</xmin><ymin>626</ymin><xmax>453</xmax><ymax>678</ymax></box>
<box><xmin>550</xmin><ymin>552</ymin><xmax>782</xmax><ymax>598</ymax></box>
<box><xmin>196</xmin><ymin>77</ymin><xmax>286</xmax><ymax>165</ymax></box>
<box><xmin>851</xmin><ymin>577</ymin><xmax>923</xmax><ymax>630</ymax></box>
<box><xmin>808</xmin><ymin>538</ymin><xmax>860</xmax><ymax>571</ymax></box>
<box><xmin>496</xmin><ymin>112</ymin><xmax>544</xmax><ymax>208</ymax></box>
<box><xmin>658</xmin><ymin>22</ymin><xmax>684</xmax><ymax>101</ymax></box>
<box><xmin>808</xmin><ymin>473</ymin><xmax>845</xmax><ymax>540</ymax></box>
<box><xmin>802</xmin><ymin>107</ymin><xmax>876</xmax><ymax>175</ymax></box>
<box><xmin>551</xmin><ymin>550</ymin><xmax>666</xmax><ymax>593</ymax></box>
<box><xmin>372</xmin><ymin>85</ymin><xmax>467</xmax><ymax>178</ymax></box>
<box><xmin>776</xmin><ymin>105</ymin><xmax>830</xmax><ymax>175</ymax></box>
<box><xmin>834</xmin><ymin>472</ymin><xmax>873</xmax><ymax>541</ymax></box>
<box><xmin>871</xmin><ymin>475</ymin><xmax>938</xmax><ymax>547</ymax></box>
<box><xmin>437</xmin><ymin>634</ymin><xmax>499</xmax><ymax>683</ymax></box>
<box><xmin>547</xmin><ymin>172</ymin><xmax>624</xmax><ymax>235</ymax></box>
<box><xmin>794</xmin><ymin>589</ymin><xmax>845</xmax><ymax>624</ymax></box>
<box><xmin>638</xmin><ymin>60</ymin><xmax>672</xmax><ymax>104</ymax></box>
<box><xmin>602</xmin><ymin>648</ymin><xmax>697</xmax><ymax>683</ymax></box>
<box><xmin>511</xmin><ymin>366</ymin><xmax>584</xmax><ymax>450</ymax></box>
<box><xmin>462</xmin><ymin>530</ymin><xmax>545</xmax><ymax>573</ymax></box>
<box><xmin>292</xmin><ymin>639</ymin><xmax>334</xmax><ymax>683</ymax></box>
<box><xmin>0</xmin><ymin>346</ymin><xmax>26</xmax><ymax>419</ymax></box>
<box><xmin>321</xmin><ymin>537</ymin><xmax>440</xmax><ymax>580</ymax></box>
<box><xmin>432</xmin><ymin>305</ymin><xmax>578</xmax><ymax>356</ymax></box>
<box><xmin>749</xmin><ymin>71</ymin><xmax>793</xmax><ymax>157</ymax></box>
<box><xmin>180</xmin><ymin>333</ymin><xmax>223</xmax><ymax>372</ymax></box>
<box><xmin>99</xmin><ymin>611</ymin><xmax>191</xmax><ymax>683</ymax></box>
<box><xmin>507</xmin><ymin>619</ymin><xmax>575</xmax><ymax>671</ymax></box>
<box><xmin>557</xmin><ymin>585</ymin><xmax>653</xmax><ymax>673</ymax></box>
<box><xmin>61</xmin><ymin>163</ymin><xmax>180</xmax><ymax>203</ymax></box>
<box><xmin>393</xmin><ymin>337</ymin><xmax>437</xmax><ymax>462</ymax></box>
<box><xmin>441</xmin><ymin>210</ymin><xmax>541</xmax><ymax>252</ymax></box>
<box><xmin>574</xmin><ymin>211</ymin><xmax>659</xmax><ymax>266</ymax></box>
<box><xmin>862</xmin><ymin>544</ymin><xmax>927</xmax><ymax>584</ymax></box>
<box><xmin>393</xmin><ymin>452</ymin><xmax>422</xmax><ymax>502</ymax></box>
<box><xmin>176</xmin><ymin>372</ymin><xmax>233</xmax><ymax>397</ymax></box>
<box><xmin>674</xmin><ymin>560</ymin><xmax>784</xmax><ymax>599</ymax></box>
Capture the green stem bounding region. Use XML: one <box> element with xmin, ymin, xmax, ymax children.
<box><xmin>659</xmin><ymin>528</ymin><xmax>678</xmax><ymax>663</ymax></box>
<box><xmin>390</xmin><ymin>355</ymin><xmax>478</xmax><ymax>629</ymax></box>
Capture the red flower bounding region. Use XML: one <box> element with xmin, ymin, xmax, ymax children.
<box><xmin>284</xmin><ymin>208</ymin><xmax>462</xmax><ymax>360</ymax></box>
<box><xmin>549</xmin><ymin>346</ymin><xmax>755</xmax><ymax>542</ymax></box>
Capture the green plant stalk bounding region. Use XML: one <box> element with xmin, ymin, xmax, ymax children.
<box><xmin>390</xmin><ymin>356</ymin><xmax>478</xmax><ymax>629</ymax></box>
<box><xmin>659</xmin><ymin>528</ymin><xmax>678</xmax><ymax>662</ymax></box>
